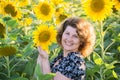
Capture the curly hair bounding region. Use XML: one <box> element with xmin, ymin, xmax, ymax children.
<box><xmin>56</xmin><ymin>17</ymin><xmax>96</xmax><ymax>57</ymax></box>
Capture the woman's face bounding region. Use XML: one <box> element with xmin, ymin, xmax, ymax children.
<box><xmin>61</xmin><ymin>25</ymin><xmax>81</xmax><ymax>52</ymax></box>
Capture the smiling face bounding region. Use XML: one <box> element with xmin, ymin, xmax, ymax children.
<box><xmin>61</xmin><ymin>26</ymin><xmax>81</xmax><ymax>53</ymax></box>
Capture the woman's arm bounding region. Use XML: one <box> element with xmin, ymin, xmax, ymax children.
<box><xmin>53</xmin><ymin>72</ymin><xmax>70</xmax><ymax>80</ymax></box>
<box><xmin>37</xmin><ymin>47</ymin><xmax>72</xmax><ymax>80</ymax></box>
<box><xmin>37</xmin><ymin>46</ymin><xmax>51</xmax><ymax>74</ymax></box>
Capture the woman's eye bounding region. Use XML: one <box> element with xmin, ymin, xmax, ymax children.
<box><xmin>73</xmin><ymin>35</ymin><xmax>78</xmax><ymax>38</ymax></box>
<box><xmin>65</xmin><ymin>32</ymin><xmax>69</xmax><ymax>35</ymax></box>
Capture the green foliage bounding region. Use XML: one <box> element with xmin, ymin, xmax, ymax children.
<box><xmin>93</xmin><ymin>52</ymin><xmax>103</xmax><ymax>65</ymax></box>
<box><xmin>12</xmin><ymin>77</ymin><xmax>28</xmax><ymax>80</ymax></box>
<box><xmin>0</xmin><ymin>0</ymin><xmax>120</xmax><ymax>80</ymax></box>
<box><xmin>6</xmin><ymin>19</ymin><xmax>18</xmax><ymax>28</ymax></box>
<box><xmin>34</xmin><ymin>64</ymin><xmax>55</xmax><ymax>80</ymax></box>
<box><xmin>86</xmin><ymin>11</ymin><xmax>120</xmax><ymax>80</ymax></box>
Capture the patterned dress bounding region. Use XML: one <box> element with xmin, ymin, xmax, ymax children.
<box><xmin>50</xmin><ymin>52</ymin><xmax>86</xmax><ymax>80</ymax></box>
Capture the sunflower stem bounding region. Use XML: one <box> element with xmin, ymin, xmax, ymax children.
<box><xmin>24</xmin><ymin>26</ymin><xmax>27</xmax><ymax>35</ymax></box>
<box><xmin>100</xmin><ymin>21</ymin><xmax>104</xmax><ymax>60</ymax></box>
<box><xmin>4</xmin><ymin>23</ymin><xmax>8</xmax><ymax>44</ymax></box>
<box><xmin>5</xmin><ymin>56</ymin><xmax>11</xmax><ymax>79</ymax></box>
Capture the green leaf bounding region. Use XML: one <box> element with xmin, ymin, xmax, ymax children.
<box><xmin>104</xmin><ymin>69</ymin><xmax>112</xmax><ymax>77</ymax></box>
<box><xmin>35</xmin><ymin>64</ymin><xmax>42</xmax><ymax>74</ymax></box>
<box><xmin>12</xmin><ymin>77</ymin><xmax>28</xmax><ymax>80</ymax></box>
<box><xmin>105</xmin><ymin>61</ymin><xmax>118</xmax><ymax>70</ymax></box>
<box><xmin>23</xmin><ymin>41</ymin><xmax>34</xmax><ymax>57</ymax></box>
<box><xmin>86</xmin><ymin>61</ymin><xmax>98</xmax><ymax>75</ymax></box>
<box><xmin>34</xmin><ymin>64</ymin><xmax>55</xmax><ymax>80</ymax></box>
<box><xmin>86</xmin><ymin>61</ymin><xmax>100</xmax><ymax>76</ymax></box>
<box><xmin>49</xmin><ymin>43</ymin><xmax>58</xmax><ymax>51</ymax></box>
<box><xmin>112</xmin><ymin>70</ymin><xmax>118</xmax><ymax>79</ymax></box>
<box><xmin>34</xmin><ymin>64</ymin><xmax>44</xmax><ymax>80</ymax></box>
<box><xmin>3</xmin><ymin>16</ymin><xmax>11</xmax><ymax>21</ymax></box>
<box><xmin>105</xmin><ymin>63</ymin><xmax>115</xmax><ymax>70</ymax></box>
<box><xmin>117</xmin><ymin>46</ymin><xmax>120</xmax><ymax>52</ymax></box>
<box><xmin>24</xmin><ymin>60</ymin><xmax>36</xmax><ymax>76</ymax></box>
<box><xmin>93</xmin><ymin>52</ymin><xmax>103</xmax><ymax>65</ymax></box>
<box><xmin>43</xmin><ymin>73</ymin><xmax>55</xmax><ymax>80</ymax></box>
<box><xmin>6</xmin><ymin>19</ymin><xmax>18</xmax><ymax>27</ymax></box>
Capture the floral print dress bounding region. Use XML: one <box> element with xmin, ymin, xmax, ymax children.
<box><xmin>50</xmin><ymin>52</ymin><xmax>86</xmax><ymax>80</ymax></box>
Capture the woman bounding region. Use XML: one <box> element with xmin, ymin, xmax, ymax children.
<box><xmin>37</xmin><ymin>17</ymin><xmax>96</xmax><ymax>80</ymax></box>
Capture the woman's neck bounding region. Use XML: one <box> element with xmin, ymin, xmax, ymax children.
<box><xmin>63</xmin><ymin>50</ymin><xmax>78</xmax><ymax>57</ymax></box>
<box><xmin>63</xmin><ymin>51</ymin><xmax>69</xmax><ymax>57</ymax></box>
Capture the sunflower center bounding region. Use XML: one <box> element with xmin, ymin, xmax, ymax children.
<box><xmin>0</xmin><ymin>46</ymin><xmax>16</xmax><ymax>56</ymax></box>
<box><xmin>40</xmin><ymin>3</ymin><xmax>50</xmax><ymax>15</ymax></box>
<box><xmin>59</xmin><ymin>14</ymin><xmax>67</xmax><ymax>22</ymax></box>
<box><xmin>118</xmin><ymin>0</ymin><xmax>120</xmax><ymax>2</ymax></box>
<box><xmin>56</xmin><ymin>8</ymin><xmax>59</xmax><ymax>12</ymax></box>
<box><xmin>11</xmin><ymin>11</ymin><xmax>17</xmax><ymax>17</ymax></box>
<box><xmin>4</xmin><ymin>4</ymin><xmax>15</xmax><ymax>14</ymax></box>
<box><xmin>90</xmin><ymin>0</ymin><xmax>105</xmax><ymax>12</ymax></box>
<box><xmin>39</xmin><ymin>31</ymin><xmax>50</xmax><ymax>42</ymax></box>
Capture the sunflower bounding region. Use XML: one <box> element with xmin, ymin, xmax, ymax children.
<box><xmin>0</xmin><ymin>21</ymin><xmax>6</xmax><ymax>38</ymax></box>
<box><xmin>17</xmin><ymin>0</ymin><xmax>30</xmax><ymax>7</ymax></box>
<box><xmin>0</xmin><ymin>46</ymin><xmax>16</xmax><ymax>57</ymax></box>
<box><xmin>55</xmin><ymin>7</ymin><xmax>64</xmax><ymax>16</ymax></box>
<box><xmin>24</xmin><ymin>18</ymin><xmax>32</xmax><ymax>26</ymax></box>
<box><xmin>20</xmin><ymin>17</ymin><xmax>32</xmax><ymax>27</ymax></box>
<box><xmin>55</xmin><ymin>13</ymin><xmax>68</xmax><ymax>25</ymax></box>
<box><xmin>0</xmin><ymin>0</ymin><xmax>2</xmax><ymax>14</ymax></box>
<box><xmin>33</xmin><ymin>25</ymin><xmax>57</xmax><ymax>51</ymax></box>
<box><xmin>51</xmin><ymin>0</ymin><xmax>63</xmax><ymax>6</ymax></box>
<box><xmin>34</xmin><ymin>1</ymin><xmax>54</xmax><ymax>21</ymax></box>
<box><xmin>113</xmin><ymin>0</ymin><xmax>120</xmax><ymax>10</ymax></box>
<box><xmin>1</xmin><ymin>1</ymin><xmax>22</xmax><ymax>19</ymax></box>
<box><xmin>82</xmin><ymin>0</ymin><xmax>113</xmax><ymax>21</ymax></box>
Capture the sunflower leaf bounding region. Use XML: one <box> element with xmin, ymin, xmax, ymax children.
<box><xmin>6</xmin><ymin>19</ymin><xmax>18</xmax><ymax>27</ymax></box>
<box><xmin>93</xmin><ymin>52</ymin><xmax>103</xmax><ymax>65</ymax></box>
<box><xmin>12</xmin><ymin>77</ymin><xmax>28</xmax><ymax>80</ymax></box>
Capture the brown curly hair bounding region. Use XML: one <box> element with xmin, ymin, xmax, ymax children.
<box><xmin>56</xmin><ymin>17</ymin><xmax>96</xmax><ymax>57</ymax></box>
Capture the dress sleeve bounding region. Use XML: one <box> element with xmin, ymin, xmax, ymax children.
<box><xmin>51</xmin><ymin>52</ymin><xmax>86</xmax><ymax>80</ymax></box>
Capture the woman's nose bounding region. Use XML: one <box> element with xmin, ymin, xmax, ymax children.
<box><xmin>67</xmin><ymin>36</ymin><xmax>73</xmax><ymax>42</ymax></box>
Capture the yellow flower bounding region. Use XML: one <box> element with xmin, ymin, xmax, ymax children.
<box><xmin>51</xmin><ymin>0</ymin><xmax>63</xmax><ymax>6</ymax></box>
<box><xmin>34</xmin><ymin>1</ymin><xmax>54</xmax><ymax>21</ymax></box>
<box><xmin>0</xmin><ymin>0</ymin><xmax>2</xmax><ymax>14</ymax></box>
<box><xmin>55</xmin><ymin>13</ymin><xmax>68</xmax><ymax>25</ymax></box>
<box><xmin>17</xmin><ymin>0</ymin><xmax>30</xmax><ymax>7</ymax></box>
<box><xmin>55</xmin><ymin>6</ymin><xmax>68</xmax><ymax>25</ymax></box>
<box><xmin>33</xmin><ymin>25</ymin><xmax>57</xmax><ymax>51</ymax></box>
<box><xmin>113</xmin><ymin>0</ymin><xmax>120</xmax><ymax>10</ymax></box>
<box><xmin>82</xmin><ymin>0</ymin><xmax>113</xmax><ymax>21</ymax></box>
<box><xmin>0</xmin><ymin>46</ymin><xmax>16</xmax><ymax>57</ymax></box>
<box><xmin>55</xmin><ymin>7</ymin><xmax>64</xmax><ymax>16</ymax></box>
<box><xmin>24</xmin><ymin>18</ymin><xmax>32</xmax><ymax>26</ymax></box>
<box><xmin>1</xmin><ymin>1</ymin><xmax>22</xmax><ymax>19</ymax></box>
<box><xmin>0</xmin><ymin>21</ymin><xmax>6</xmax><ymax>38</ymax></box>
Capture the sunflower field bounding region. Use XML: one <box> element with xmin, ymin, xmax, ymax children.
<box><xmin>0</xmin><ymin>0</ymin><xmax>120</xmax><ymax>80</ymax></box>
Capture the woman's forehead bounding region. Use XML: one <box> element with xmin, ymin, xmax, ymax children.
<box><xmin>64</xmin><ymin>26</ymin><xmax>78</xmax><ymax>33</ymax></box>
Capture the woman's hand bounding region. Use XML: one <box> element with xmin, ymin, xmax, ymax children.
<box><xmin>37</xmin><ymin>46</ymin><xmax>49</xmax><ymax>59</ymax></box>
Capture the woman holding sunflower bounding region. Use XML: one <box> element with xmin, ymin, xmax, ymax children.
<box><xmin>37</xmin><ymin>17</ymin><xmax>96</xmax><ymax>80</ymax></box>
